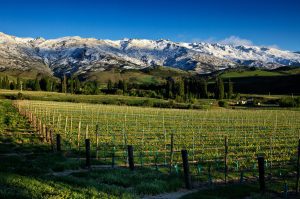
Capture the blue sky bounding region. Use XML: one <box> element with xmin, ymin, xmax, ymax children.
<box><xmin>0</xmin><ymin>0</ymin><xmax>299</xmax><ymax>51</ymax></box>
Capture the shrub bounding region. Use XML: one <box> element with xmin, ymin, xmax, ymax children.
<box><xmin>17</xmin><ymin>92</ymin><xmax>24</xmax><ymax>100</ymax></box>
<box><xmin>279</xmin><ymin>97</ymin><xmax>300</xmax><ymax>107</ymax></box>
<box><xmin>142</xmin><ymin>99</ymin><xmax>154</xmax><ymax>107</ymax></box>
<box><xmin>218</xmin><ymin>100</ymin><xmax>228</xmax><ymax>108</ymax></box>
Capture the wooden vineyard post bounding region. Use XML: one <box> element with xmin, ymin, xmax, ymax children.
<box><xmin>128</xmin><ymin>145</ymin><xmax>134</xmax><ymax>171</ymax></box>
<box><xmin>36</xmin><ymin>119</ymin><xmax>39</xmax><ymax>134</ymax></box>
<box><xmin>50</xmin><ymin>129</ymin><xmax>54</xmax><ymax>152</ymax></box>
<box><xmin>170</xmin><ymin>133</ymin><xmax>174</xmax><ymax>173</ymax></box>
<box><xmin>39</xmin><ymin>120</ymin><xmax>42</xmax><ymax>135</ymax></box>
<box><xmin>296</xmin><ymin>139</ymin><xmax>300</xmax><ymax>194</ymax></box>
<box><xmin>224</xmin><ymin>136</ymin><xmax>228</xmax><ymax>184</ymax></box>
<box><xmin>181</xmin><ymin>149</ymin><xmax>192</xmax><ymax>189</ymax></box>
<box><xmin>45</xmin><ymin>127</ymin><xmax>49</xmax><ymax>142</ymax></box>
<box><xmin>56</xmin><ymin>134</ymin><xmax>61</xmax><ymax>152</ymax></box>
<box><xmin>42</xmin><ymin>124</ymin><xmax>46</xmax><ymax>142</ymax></box>
<box><xmin>77</xmin><ymin>121</ymin><xmax>81</xmax><ymax>151</ymax></box>
<box><xmin>258</xmin><ymin>156</ymin><xmax>265</xmax><ymax>193</ymax></box>
<box><xmin>112</xmin><ymin>146</ymin><xmax>115</xmax><ymax>168</ymax></box>
<box><xmin>33</xmin><ymin>116</ymin><xmax>37</xmax><ymax>132</ymax></box>
<box><xmin>85</xmin><ymin>139</ymin><xmax>91</xmax><ymax>168</ymax></box>
<box><xmin>85</xmin><ymin>124</ymin><xmax>89</xmax><ymax>140</ymax></box>
<box><xmin>30</xmin><ymin>112</ymin><xmax>33</xmax><ymax>123</ymax></box>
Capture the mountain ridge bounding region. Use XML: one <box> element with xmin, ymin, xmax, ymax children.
<box><xmin>0</xmin><ymin>32</ymin><xmax>299</xmax><ymax>77</ymax></box>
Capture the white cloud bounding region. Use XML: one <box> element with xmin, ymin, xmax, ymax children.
<box><xmin>219</xmin><ymin>36</ymin><xmax>253</xmax><ymax>46</ymax></box>
<box><xmin>264</xmin><ymin>44</ymin><xmax>280</xmax><ymax>49</ymax></box>
<box><xmin>186</xmin><ymin>35</ymin><xmax>280</xmax><ymax>49</ymax></box>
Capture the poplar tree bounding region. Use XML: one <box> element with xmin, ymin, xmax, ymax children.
<box><xmin>62</xmin><ymin>75</ymin><xmax>67</xmax><ymax>93</ymax></box>
<box><xmin>16</xmin><ymin>77</ymin><xmax>21</xmax><ymax>90</ymax></box>
<box><xmin>199</xmin><ymin>78</ymin><xmax>208</xmax><ymax>98</ymax></box>
<box><xmin>34</xmin><ymin>78</ymin><xmax>41</xmax><ymax>91</ymax></box>
<box><xmin>215</xmin><ymin>78</ymin><xmax>224</xmax><ymax>100</ymax></box>
<box><xmin>228</xmin><ymin>79</ymin><xmax>233</xmax><ymax>99</ymax></box>
<box><xmin>107</xmin><ymin>80</ymin><xmax>113</xmax><ymax>90</ymax></box>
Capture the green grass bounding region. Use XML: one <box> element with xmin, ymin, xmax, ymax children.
<box><xmin>0</xmin><ymin>89</ymin><xmax>213</xmax><ymax>109</ymax></box>
<box><xmin>220</xmin><ymin>70</ymin><xmax>283</xmax><ymax>78</ymax></box>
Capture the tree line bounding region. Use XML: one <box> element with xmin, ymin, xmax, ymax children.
<box><xmin>0</xmin><ymin>75</ymin><xmax>234</xmax><ymax>100</ymax></box>
<box><xmin>0</xmin><ymin>75</ymin><xmax>99</xmax><ymax>95</ymax></box>
<box><xmin>104</xmin><ymin>77</ymin><xmax>234</xmax><ymax>101</ymax></box>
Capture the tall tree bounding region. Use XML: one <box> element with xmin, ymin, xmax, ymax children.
<box><xmin>16</xmin><ymin>77</ymin><xmax>21</xmax><ymax>90</ymax></box>
<box><xmin>227</xmin><ymin>79</ymin><xmax>233</xmax><ymax>99</ymax></box>
<box><xmin>69</xmin><ymin>78</ymin><xmax>74</xmax><ymax>94</ymax></box>
<box><xmin>39</xmin><ymin>77</ymin><xmax>50</xmax><ymax>91</ymax></box>
<box><xmin>10</xmin><ymin>81</ymin><xmax>16</xmax><ymax>90</ymax></box>
<box><xmin>166</xmin><ymin>77</ymin><xmax>175</xmax><ymax>99</ymax></box>
<box><xmin>34</xmin><ymin>78</ymin><xmax>41</xmax><ymax>91</ymax></box>
<box><xmin>61</xmin><ymin>75</ymin><xmax>67</xmax><ymax>93</ymax></box>
<box><xmin>122</xmin><ymin>80</ymin><xmax>128</xmax><ymax>94</ymax></box>
<box><xmin>107</xmin><ymin>80</ymin><xmax>113</xmax><ymax>90</ymax></box>
<box><xmin>215</xmin><ymin>78</ymin><xmax>224</xmax><ymax>100</ymax></box>
<box><xmin>175</xmin><ymin>79</ymin><xmax>185</xmax><ymax>97</ymax></box>
<box><xmin>74</xmin><ymin>77</ymin><xmax>81</xmax><ymax>94</ymax></box>
<box><xmin>2</xmin><ymin>75</ymin><xmax>9</xmax><ymax>89</ymax></box>
<box><xmin>199</xmin><ymin>78</ymin><xmax>208</xmax><ymax>98</ymax></box>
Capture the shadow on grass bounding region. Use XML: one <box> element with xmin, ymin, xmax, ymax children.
<box><xmin>179</xmin><ymin>184</ymin><xmax>275</xmax><ymax>199</ymax></box>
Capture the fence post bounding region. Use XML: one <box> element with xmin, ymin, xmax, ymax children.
<box><xmin>258</xmin><ymin>156</ymin><xmax>265</xmax><ymax>193</ymax></box>
<box><xmin>296</xmin><ymin>139</ymin><xmax>300</xmax><ymax>194</ymax></box>
<box><xmin>85</xmin><ymin>139</ymin><xmax>91</xmax><ymax>168</ymax></box>
<box><xmin>128</xmin><ymin>145</ymin><xmax>134</xmax><ymax>171</ymax></box>
<box><xmin>224</xmin><ymin>136</ymin><xmax>228</xmax><ymax>184</ymax></box>
<box><xmin>56</xmin><ymin>134</ymin><xmax>61</xmax><ymax>152</ymax></box>
<box><xmin>181</xmin><ymin>149</ymin><xmax>192</xmax><ymax>189</ymax></box>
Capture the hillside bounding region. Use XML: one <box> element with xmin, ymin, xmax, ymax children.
<box><xmin>216</xmin><ymin>67</ymin><xmax>300</xmax><ymax>95</ymax></box>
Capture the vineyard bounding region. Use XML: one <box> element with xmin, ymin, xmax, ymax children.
<box><xmin>14</xmin><ymin>100</ymin><xmax>300</xmax><ymax>188</ymax></box>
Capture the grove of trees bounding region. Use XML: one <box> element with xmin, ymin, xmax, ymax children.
<box><xmin>0</xmin><ymin>74</ymin><xmax>234</xmax><ymax>101</ymax></box>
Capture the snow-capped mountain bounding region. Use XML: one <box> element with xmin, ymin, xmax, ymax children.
<box><xmin>0</xmin><ymin>32</ymin><xmax>300</xmax><ymax>76</ymax></box>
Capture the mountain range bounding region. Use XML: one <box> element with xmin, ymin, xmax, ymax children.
<box><xmin>0</xmin><ymin>32</ymin><xmax>300</xmax><ymax>77</ymax></box>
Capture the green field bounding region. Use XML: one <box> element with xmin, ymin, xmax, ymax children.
<box><xmin>220</xmin><ymin>70</ymin><xmax>283</xmax><ymax>78</ymax></box>
<box><xmin>0</xmin><ymin>89</ymin><xmax>215</xmax><ymax>109</ymax></box>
